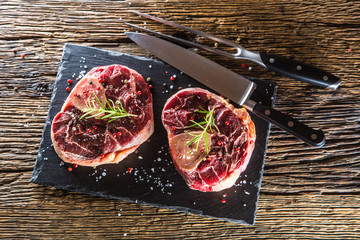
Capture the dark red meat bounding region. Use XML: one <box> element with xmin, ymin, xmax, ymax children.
<box><xmin>162</xmin><ymin>88</ymin><xmax>255</xmax><ymax>192</ymax></box>
<box><xmin>51</xmin><ymin>65</ymin><xmax>154</xmax><ymax>166</ymax></box>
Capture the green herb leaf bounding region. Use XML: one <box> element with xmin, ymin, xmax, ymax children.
<box><xmin>185</xmin><ymin>106</ymin><xmax>219</xmax><ymax>153</ymax></box>
<box><xmin>79</xmin><ymin>93</ymin><xmax>137</xmax><ymax>122</ymax></box>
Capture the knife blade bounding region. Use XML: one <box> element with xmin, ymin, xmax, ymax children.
<box><xmin>126</xmin><ymin>32</ymin><xmax>325</xmax><ymax>147</ymax></box>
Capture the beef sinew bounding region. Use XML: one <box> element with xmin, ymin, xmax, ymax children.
<box><xmin>162</xmin><ymin>88</ymin><xmax>255</xmax><ymax>192</ymax></box>
<box><xmin>51</xmin><ymin>64</ymin><xmax>154</xmax><ymax>167</ymax></box>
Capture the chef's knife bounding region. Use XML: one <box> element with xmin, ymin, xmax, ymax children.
<box><xmin>126</xmin><ymin>32</ymin><xmax>325</xmax><ymax>147</ymax></box>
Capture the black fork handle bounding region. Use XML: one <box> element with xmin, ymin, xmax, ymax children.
<box><xmin>260</xmin><ymin>53</ymin><xmax>341</xmax><ymax>89</ymax></box>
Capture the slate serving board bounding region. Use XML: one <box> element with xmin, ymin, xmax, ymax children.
<box><xmin>31</xmin><ymin>43</ymin><xmax>277</xmax><ymax>225</ymax></box>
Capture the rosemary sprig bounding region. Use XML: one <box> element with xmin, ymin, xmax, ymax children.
<box><xmin>79</xmin><ymin>93</ymin><xmax>137</xmax><ymax>123</ymax></box>
<box><xmin>185</xmin><ymin>106</ymin><xmax>219</xmax><ymax>153</ymax></box>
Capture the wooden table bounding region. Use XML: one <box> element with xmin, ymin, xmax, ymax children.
<box><xmin>1</xmin><ymin>0</ymin><xmax>359</xmax><ymax>239</ymax></box>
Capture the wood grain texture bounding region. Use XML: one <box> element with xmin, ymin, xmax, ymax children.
<box><xmin>0</xmin><ymin>0</ymin><xmax>359</xmax><ymax>239</ymax></box>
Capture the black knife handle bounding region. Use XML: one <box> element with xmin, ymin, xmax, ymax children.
<box><xmin>259</xmin><ymin>52</ymin><xmax>341</xmax><ymax>89</ymax></box>
<box><xmin>251</xmin><ymin>102</ymin><xmax>325</xmax><ymax>147</ymax></box>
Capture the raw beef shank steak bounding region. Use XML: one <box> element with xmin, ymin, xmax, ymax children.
<box><xmin>162</xmin><ymin>88</ymin><xmax>255</xmax><ymax>192</ymax></box>
<box><xmin>51</xmin><ymin>64</ymin><xmax>154</xmax><ymax>167</ymax></box>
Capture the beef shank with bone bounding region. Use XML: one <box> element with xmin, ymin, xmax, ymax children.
<box><xmin>51</xmin><ymin>64</ymin><xmax>154</xmax><ymax>167</ymax></box>
<box><xmin>162</xmin><ymin>88</ymin><xmax>255</xmax><ymax>192</ymax></box>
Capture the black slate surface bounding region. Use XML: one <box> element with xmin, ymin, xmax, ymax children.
<box><xmin>31</xmin><ymin>43</ymin><xmax>277</xmax><ymax>225</ymax></box>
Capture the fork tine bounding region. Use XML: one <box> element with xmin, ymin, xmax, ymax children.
<box><xmin>125</xmin><ymin>22</ymin><xmax>196</xmax><ymax>48</ymax></box>
<box><xmin>129</xmin><ymin>10</ymin><xmax>241</xmax><ymax>49</ymax></box>
<box><xmin>125</xmin><ymin>21</ymin><xmax>237</xmax><ymax>58</ymax></box>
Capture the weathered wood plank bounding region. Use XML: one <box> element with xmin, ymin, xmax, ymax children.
<box><xmin>0</xmin><ymin>0</ymin><xmax>359</xmax><ymax>239</ymax></box>
<box><xmin>1</xmin><ymin>173</ymin><xmax>360</xmax><ymax>239</ymax></box>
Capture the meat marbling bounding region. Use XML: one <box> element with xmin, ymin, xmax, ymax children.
<box><xmin>51</xmin><ymin>64</ymin><xmax>154</xmax><ymax>167</ymax></box>
<box><xmin>162</xmin><ymin>88</ymin><xmax>255</xmax><ymax>192</ymax></box>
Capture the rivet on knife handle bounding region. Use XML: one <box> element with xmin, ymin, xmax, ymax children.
<box><xmin>259</xmin><ymin>53</ymin><xmax>341</xmax><ymax>89</ymax></box>
<box><xmin>245</xmin><ymin>100</ymin><xmax>325</xmax><ymax>147</ymax></box>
